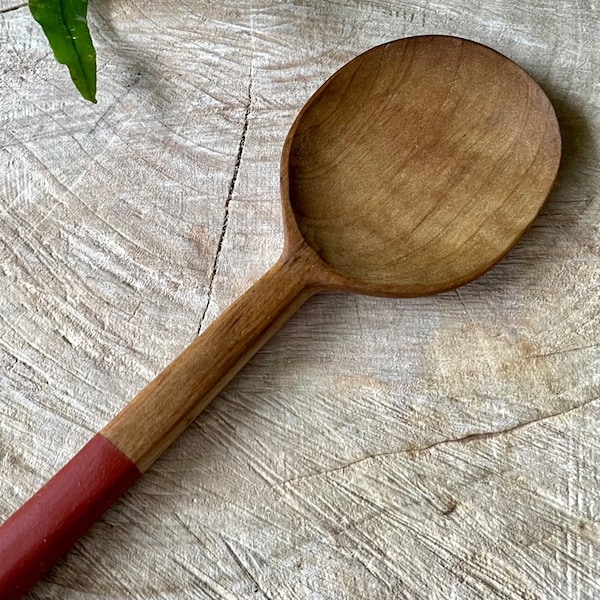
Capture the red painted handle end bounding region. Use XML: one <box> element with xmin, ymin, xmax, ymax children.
<box><xmin>0</xmin><ymin>434</ymin><xmax>140</xmax><ymax>600</ymax></box>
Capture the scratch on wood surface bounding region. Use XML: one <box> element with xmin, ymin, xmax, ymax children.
<box><xmin>88</xmin><ymin>71</ymin><xmax>144</xmax><ymax>135</ymax></box>
<box><xmin>454</xmin><ymin>288</ymin><xmax>474</xmax><ymax>322</ymax></box>
<box><xmin>222</xmin><ymin>538</ymin><xmax>274</xmax><ymax>599</ymax></box>
<box><xmin>173</xmin><ymin>513</ymin><xmax>205</xmax><ymax>546</ymax></box>
<box><xmin>0</xmin><ymin>310</ymin><xmax>109</xmax><ymax>400</ymax></box>
<box><xmin>172</xmin><ymin>554</ymin><xmax>237</xmax><ymax>600</ymax></box>
<box><xmin>198</xmin><ymin>69</ymin><xmax>254</xmax><ymax>334</ymax></box>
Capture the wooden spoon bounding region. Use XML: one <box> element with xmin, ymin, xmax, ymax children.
<box><xmin>0</xmin><ymin>35</ymin><xmax>561</xmax><ymax>599</ymax></box>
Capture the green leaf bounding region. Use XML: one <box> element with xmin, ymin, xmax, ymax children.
<box><xmin>29</xmin><ymin>0</ymin><xmax>97</xmax><ymax>102</ymax></box>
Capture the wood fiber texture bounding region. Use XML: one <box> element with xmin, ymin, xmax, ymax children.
<box><xmin>0</xmin><ymin>1</ymin><xmax>598</xmax><ymax>599</ymax></box>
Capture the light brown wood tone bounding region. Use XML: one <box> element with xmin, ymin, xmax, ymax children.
<box><xmin>102</xmin><ymin>249</ymin><xmax>323</xmax><ymax>470</ymax></box>
<box><xmin>283</xmin><ymin>36</ymin><xmax>562</xmax><ymax>295</ymax></box>
<box><xmin>105</xmin><ymin>36</ymin><xmax>560</xmax><ymax>472</ymax></box>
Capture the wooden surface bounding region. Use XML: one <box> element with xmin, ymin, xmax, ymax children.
<box><xmin>0</xmin><ymin>1</ymin><xmax>598</xmax><ymax>599</ymax></box>
<box><xmin>284</xmin><ymin>35</ymin><xmax>561</xmax><ymax>294</ymax></box>
<box><xmin>1</xmin><ymin>36</ymin><xmax>563</xmax><ymax>591</ymax></box>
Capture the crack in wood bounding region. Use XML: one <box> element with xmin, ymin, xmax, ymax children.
<box><xmin>197</xmin><ymin>73</ymin><xmax>253</xmax><ymax>335</ymax></box>
<box><xmin>418</xmin><ymin>396</ymin><xmax>598</xmax><ymax>451</ymax></box>
<box><xmin>275</xmin><ymin>397</ymin><xmax>598</xmax><ymax>488</ymax></box>
<box><xmin>526</xmin><ymin>342</ymin><xmax>599</xmax><ymax>359</ymax></box>
<box><xmin>0</xmin><ymin>3</ymin><xmax>27</xmax><ymax>14</ymax></box>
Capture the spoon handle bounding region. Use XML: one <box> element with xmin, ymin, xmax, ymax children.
<box><xmin>0</xmin><ymin>251</ymin><xmax>318</xmax><ymax>600</ymax></box>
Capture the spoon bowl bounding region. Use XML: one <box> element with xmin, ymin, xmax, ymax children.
<box><xmin>282</xmin><ymin>35</ymin><xmax>561</xmax><ymax>295</ymax></box>
<box><xmin>0</xmin><ymin>35</ymin><xmax>561</xmax><ymax>600</ymax></box>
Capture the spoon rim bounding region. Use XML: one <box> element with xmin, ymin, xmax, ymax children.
<box><xmin>279</xmin><ymin>34</ymin><xmax>562</xmax><ymax>297</ymax></box>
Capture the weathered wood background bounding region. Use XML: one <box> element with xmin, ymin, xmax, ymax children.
<box><xmin>1</xmin><ymin>1</ymin><xmax>599</xmax><ymax>598</ymax></box>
